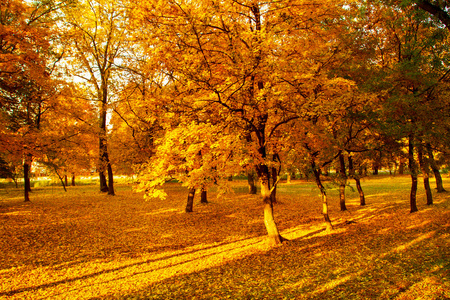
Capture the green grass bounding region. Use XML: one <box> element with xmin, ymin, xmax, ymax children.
<box><xmin>0</xmin><ymin>175</ymin><xmax>449</xmax><ymax>299</ymax></box>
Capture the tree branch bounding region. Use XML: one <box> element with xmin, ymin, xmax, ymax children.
<box><xmin>416</xmin><ymin>0</ymin><xmax>450</xmax><ymax>29</ymax></box>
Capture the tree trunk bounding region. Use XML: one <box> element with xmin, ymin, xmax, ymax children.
<box><xmin>57</xmin><ymin>174</ymin><xmax>67</xmax><ymax>192</ymax></box>
<box><xmin>99</xmin><ymin>111</ymin><xmax>109</xmax><ymax>192</ymax></box>
<box><xmin>258</xmin><ymin>165</ymin><xmax>284</xmax><ymax>245</ymax></box>
<box><xmin>98</xmin><ymin>84</ymin><xmax>114</xmax><ymax>195</ymax></box>
<box><xmin>200</xmin><ymin>187</ymin><xmax>208</xmax><ymax>203</ymax></box>
<box><xmin>426</xmin><ymin>143</ymin><xmax>446</xmax><ymax>193</ymax></box>
<box><xmin>99</xmin><ymin>130</ymin><xmax>109</xmax><ymax>193</ymax></box>
<box><xmin>270</xmin><ymin>166</ymin><xmax>278</xmax><ymax>204</ymax></box>
<box><xmin>23</xmin><ymin>162</ymin><xmax>31</xmax><ymax>202</ymax></box>
<box><xmin>349</xmin><ymin>155</ymin><xmax>365</xmax><ymax>206</ymax></box>
<box><xmin>398</xmin><ymin>158</ymin><xmax>405</xmax><ymax>175</ymax></box>
<box><xmin>53</xmin><ymin>165</ymin><xmax>67</xmax><ymax>192</ymax></box>
<box><xmin>372</xmin><ymin>165</ymin><xmax>379</xmax><ymax>175</ymax></box>
<box><xmin>107</xmin><ymin>162</ymin><xmax>115</xmax><ymax>195</ymax></box>
<box><xmin>312</xmin><ymin>160</ymin><xmax>333</xmax><ymax>231</ymax></box>
<box><xmin>247</xmin><ymin>170</ymin><xmax>257</xmax><ymax>194</ymax></box>
<box><xmin>25</xmin><ymin>163</ymin><xmax>31</xmax><ymax>192</ymax></box>
<box><xmin>338</xmin><ymin>152</ymin><xmax>347</xmax><ymax>211</ymax></box>
<box><xmin>418</xmin><ymin>142</ymin><xmax>433</xmax><ymax>205</ymax></box>
<box><xmin>185</xmin><ymin>188</ymin><xmax>195</xmax><ymax>212</ymax></box>
<box><xmin>99</xmin><ymin>171</ymin><xmax>108</xmax><ymax>192</ymax></box>
<box><xmin>72</xmin><ymin>174</ymin><xmax>75</xmax><ymax>186</ymax></box>
<box><xmin>409</xmin><ymin>135</ymin><xmax>419</xmax><ymax>213</ymax></box>
<box><xmin>355</xmin><ymin>177</ymin><xmax>366</xmax><ymax>206</ymax></box>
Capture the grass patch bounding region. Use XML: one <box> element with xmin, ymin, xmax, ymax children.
<box><xmin>0</xmin><ymin>175</ymin><xmax>449</xmax><ymax>299</ymax></box>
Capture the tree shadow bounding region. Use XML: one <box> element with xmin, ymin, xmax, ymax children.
<box><xmin>108</xmin><ymin>206</ymin><xmax>450</xmax><ymax>300</ymax></box>
<box><xmin>0</xmin><ymin>236</ymin><xmax>264</xmax><ymax>298</ymax></box>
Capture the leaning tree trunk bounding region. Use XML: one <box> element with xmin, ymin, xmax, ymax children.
<box><xmin>349</xmin><ymin>155</ymin><xmax>365</xmax><ymax>206</ymax></box>
<box><xmin>53</xmin><ymin>165</ymin><xmax>67</xmax><ymax>192</ymax></box>
<box><xmin>312</xmin><ymin>162</ymin><xmax>333</xmax><ymax>231</ymax></box>
<box><xmin>270</xmin><ymin>166</ymin><xmax>278</xmax><ymax>204</ymax></box>
<box><xmin>185</xmin><ymin>188</ymin><xmax>196</xmax><ymax>213</ymax></box>
<box><xmin>12</xmin><ymin>176</ymin><xmax>18</xmax><ymax>188</ymax></box>
<box><xmin>338</xmin><ymin>152</ymin><xmax>348</xmax><ymax>211</ymax></box>
<box><xmin>426</xmin><ymin>143</ymin><xmax>446</xmax><ymax>193</ymax></box>
<box><xmin>355</xmin><ymin>176</ymin><xmax>366</xmax><ymax>206</ymax></box>
<box><xmin>418</xmin><ymin>142</ymin><xmax>433</xmax><ymax>205</ymax></box>
<box><xmin>408</xmin><ymin>135</ymin><xmax>419</xmax><ymax>213</ymax></box>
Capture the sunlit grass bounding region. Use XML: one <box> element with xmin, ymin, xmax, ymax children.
<box><xmin>0</xmin><ymin>175</ymin><xmax>449</xmax><ymax>299</ymax></box>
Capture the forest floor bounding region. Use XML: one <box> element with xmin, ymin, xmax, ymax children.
<box><xmin>0</xmin><ymin>175</ymin><xmax>449</xmax><ymax>299</ymax></box>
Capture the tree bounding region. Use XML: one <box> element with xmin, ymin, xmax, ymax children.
<box><xmin>61</xmin><ymin>0</ymin><xmax>132</xmax><ymax>195</ymax></box>
<box><xmin>417</xmin><ymin>140</ymin><xmax>433</xmax><ymax>205</ymax></box>
<box><xmin>0</xmin><ymin>0</ymin><xmax>68</xmax><ymax>201</ymax></box>
<box><xmin>414</xmin><ymin>0</ymin><xmax>450</xmax><ymax>29</ymax></box>
<box><xmin>38</xmin><ymin>107</ymin><xmax>96</xmax><ymax>191</ymax></box>
<box><xmin>108</xmin><ymin>64</ymin><xmax>161</xmax><ymax>176</ymax></box>
<box><xmin>347</xmin><ymin>1</ymin><xmax>450</xmax><ymax>212</ymax></box>
<box><xmin>132</xmin><ymin>0</ymin><xmax>356</xmax><ymax>244</ymax></box>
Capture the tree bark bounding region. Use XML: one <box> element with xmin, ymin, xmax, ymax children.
<box><xmin>99</xmin><ymin>172</ymin><xmax>108</xmax><ymax>192</ymax></box>
<box><xmin>99</xmin><ymin>112</ymin><xmax>109</xmax><ymax>193</ymax></box>
<box><xmin>312</xmin><ymin>160</ymin><xmax>333</xmax><ymax>231</ymax></box>
<box><xmin>251</xmin><ymin>4</ymin><xmax>284</xmax><ymax>245</ymax></box>
<box><xmin>338</xmin><ymin>152</ymin><xmax>347</xmax><ymax>211</ymax></box>
<box><xmin>53</xmin><ymin>165</ymin><xmax>67</xmax><ymax>192</ymax></box>
<box><xmin>71</xmin><ymin>174</ymin><xmax>75</xmax><ymax>186</ymax></box>
<box><xmin>355</xmin><ymin>177</ymin><xmax>365</xmax><ymax>206</ymax></box>
<box><xmin>426</xmin><ymin>143</ymin><xmax>446</xmax><ymax>193</ymax></box>
<box><xmin>349</xmin><ymin>155</ymin><xmax>365</xmax><ymax>206</ymax></box>
<box><xmin>418</xmin><ymin>142</ymin><xmax>433</xmax><ymax>205</ymax></box>
<box><xmin>98</xmin><ymin>77</ymin><xmax>115</xmax><ymax>195</ymax></box>
<box><xmin>23</xmin><ymin>162</ymin><xmax>31</xmax><ymax>202</ymax></box>
<box><xmin>270</xmin><ymin>166</ymin><xmax>278</xmax><ymax>204</ymax></box>
<box><xmin>258</xmin><ymin>164</ymin><xmax>284</xmax><ymax>245</ymax></box>
<box><xmin>372</xmin><ymin>165</ymin><xmax>379</xmax><ymax>175</ymax></box>
<box><xmin>185</xmin><ymin>188</ymin><xmax>195</xmax><ymax>213</ymax></box>
<box><xmin>409</xmin><ymin>135</ymin><xmax>419</xmax><ymax>213</ymax></box>
<box><xmin>247</xmin><ymin>170</ymin><xmax>257</xmax><ymax>194</ymax></box>
<box><xmin>398</xmin><ymin>158</ymin><xmax>405</xmax><ymax>175</ymax></box>
<box><xmin>200</xmin><ymin>187</ymin><xmax>208</xmax><ymax>203</ymax></box>
<box><xmin>107</xmin><ymin>162</ymin><xmax>115</xmax><ymax>195</ymax></box>
<box><xmin>416</xmin><ymin>0</ymin><xmax>450</xmax><ymax>29</ymax></box>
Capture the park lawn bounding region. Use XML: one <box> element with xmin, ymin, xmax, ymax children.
<box><xmin>0</xmin><ymin>175</ymin><xmax>449</xmax><ymax>299</ymax></box>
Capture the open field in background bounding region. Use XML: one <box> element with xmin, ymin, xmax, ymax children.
<box><xmin>0</xmin><ymin>175</ymin><xmax>449</xmax><ymax>299</ymax></box>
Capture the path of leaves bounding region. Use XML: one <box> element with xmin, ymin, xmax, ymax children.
<box><xmin>0</xmin><ymin>177</ymin><xmax>449</xmax><ymax>299</ymax></box>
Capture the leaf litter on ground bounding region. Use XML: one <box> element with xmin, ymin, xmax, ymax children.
<box><xmin>0</xmin><ymin>176</ymin><xmax>449</xmax><ymax>299</ymax></box>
